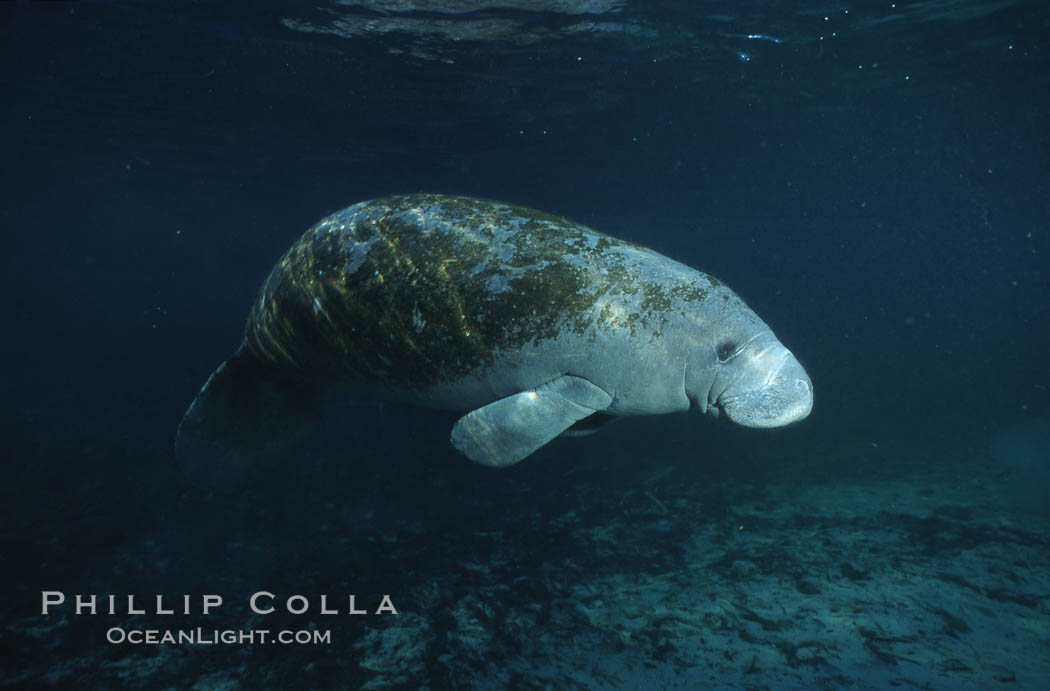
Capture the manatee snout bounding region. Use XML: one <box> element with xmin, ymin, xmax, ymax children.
<box><xmin>719</xmin><ymin>343</ymin><xmax>813</xmax><ymax>428</ymax></box>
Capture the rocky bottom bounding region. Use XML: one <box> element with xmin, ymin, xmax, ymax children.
<box><xmin>2</xmin><ymin>417</ymin><xmax>1048</xmax><ymax>689</ymax></box>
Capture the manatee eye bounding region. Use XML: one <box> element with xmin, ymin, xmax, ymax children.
<box><xmin>716</xmin><ymin>341</ymin><xmax>738</xmax><ymax>362</ymax></box>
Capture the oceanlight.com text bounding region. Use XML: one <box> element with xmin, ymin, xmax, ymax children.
<box><xmin>106</xmin><ymin>627</ymin><xmax>331</xmax><ymax>645</ymax></box>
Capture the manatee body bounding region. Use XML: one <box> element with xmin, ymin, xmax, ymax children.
<box><xmin>176</xmin><ymin>194</ymin><xmax>812</xmax><ymax>487</ymax></box>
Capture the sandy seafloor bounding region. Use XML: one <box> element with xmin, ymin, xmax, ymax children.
<box><xmin>3</xmin><ymin>411</ymin><xmax>1048</xmax><ymax>690</ymax></box>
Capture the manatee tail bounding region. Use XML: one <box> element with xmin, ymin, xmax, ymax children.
<box><xmin>175</xmin><ymin>348</ymin><xmax>320</xmax><ymax>490</ymax></box>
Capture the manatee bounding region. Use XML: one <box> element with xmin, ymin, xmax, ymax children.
<box><xmin>176</xmin><ymin>194</ymin><xmax>812</xmax><ymax>488</ymax></box>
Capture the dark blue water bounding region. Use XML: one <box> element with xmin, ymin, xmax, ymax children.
<box><xmin>2</xmin><ymin>1</ymin><xmax>1048</xmax><ymax>688</ymax></box>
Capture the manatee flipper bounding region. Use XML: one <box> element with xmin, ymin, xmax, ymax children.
<box><xmin>561</xmin><ymin>412</ymin><xmax>618</xmax><ymax>438</ymax></box>
<box><xmin>175</xmin><ymin>348</ymin><xmax>320</xmax><ymax>490</ymax></box>
<box><xmin>450</xmin><ymin>375</ymin><xmax>613</xmax><ymax>467</ymax></box>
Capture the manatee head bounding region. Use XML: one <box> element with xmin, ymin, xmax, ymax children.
<box><xmin>685</xmin><ymin>290</ymin><xmax>812</xmax><ymax>428</ymax></box>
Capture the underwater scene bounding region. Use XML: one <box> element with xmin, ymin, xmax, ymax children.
<box><xmin>1</xmin><ymin>1</ymin><xmax>1048</xmax><ymax>688</ymax></box>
